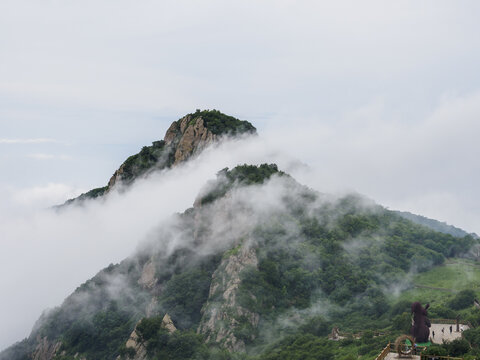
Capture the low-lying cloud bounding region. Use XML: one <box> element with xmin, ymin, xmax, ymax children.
<box><xmin>0</xmin><ymin>135</ymin><xmax>278</xmax><ymax>349</ymax></box>
<box><xmin>1</xmin><ymin>90</ymin><xmax>480</xmax><ymax>349</ymax></box>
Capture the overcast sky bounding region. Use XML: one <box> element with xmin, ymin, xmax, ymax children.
<box><xmin>1</xmin><ymin>0</ymin><xmax>480</xmax><ymax>350</ymax></box>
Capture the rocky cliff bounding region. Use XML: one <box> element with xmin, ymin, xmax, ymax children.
<box><xmin>164</xmin><ymin>114</ymin><xmax>216</xmax><ymax>165</ymax></box>
<box><xmin>31</xmin><ymin>337</ymin><xmax>61</xmax><ymax>360</ymax></box>
<box><xmin>198</xmin><ymin>245</ymin><xmax>260</xmax><ymax>352</ymax></box>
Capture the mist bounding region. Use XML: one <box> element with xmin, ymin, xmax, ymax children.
<box><xmin>1</xmin><ymin>0</ymin><xmax>480</xmax><ymax>355</ymax></box>
<box><xmin>0</xmin><ymin>133</ymin><xmax>287</xmax><ymax>349</ymax></box>
<box><xmin>2</xmin><ymin>89</ymin><xmax>480</xmax><ymax>349</ymax></box>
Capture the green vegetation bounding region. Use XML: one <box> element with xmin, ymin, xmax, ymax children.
<box><xmin>396</xmin><ymin>210</ymin><xmax>478</xmax><ymax>238</ymax></box>
<box><xmin>114</xmin><ymin>110</ymin><xmax>256</xmax><ymax>187</ymax></box>
<box><xmin>117</xmin><ymin>140</ymin><xmax>171</xmax><ymax>184</ymax></box>
<box><xmin>381</xmin><ymin>259</ymin><xmax>480</xmax><ymax>359</ymax></box>
<box><xmin>223</xmin><ymin>244</ymin><xmax>242</xmax><ymax>259</ymax></box>
<box><xmin>189</xmin><ymin>109</ymin><xmax>256</xmax><ymax>136</ymax></box>
<box><xmin>393</xmin><ymin>260</ymin><xmax>480</xmax><ymax>306</ymax></box>
<box><xmin>62</xmin><ymin>186</ymin><xmax>108</xmax><ymax>206</ymax></box>
<box><xmin>255</xmin><ymin>332</ymin><xmax>393</xmax><ymax>360</ymax></box>
<box><xmin>239</xmin><ymin>207</ymin><xmax>472</xmax><ymax>317</ymax></box>
<box><xmin>62</xmin><ymin>140</ymin><xmax>171</xmax><ymax>205</ymax></box>
<box><xmin>449</xmin><ymin>289</ymin><xmax>477</xmax><ymax>310</ymax></box>
<box><xmin>422</xmin><ymin>339</ymin><xmax>471</xmax><ymax>358</ymax></box>
<box><xmin>258</xmin><ymin>334</ymin><xmax>335</xmax><ymax>360</ymax></box>
<box><xmin>0</xmin><ymin>339</ymin><xmax>31</xmax><ymax>360</ymax></box>
<box><xmin>54</xmin><ymin>303</ymin><xmax>136</xmax><ymax>359</ymax></box>
<box><xmin>222</xmin><ymin>163</ymin><xmax>283</xmax><ymax>184</ymax></box>
<box><xmin>61</xmin><ymin>110</ymin><xmax>257</xmax><ymax>206</ymax></box>
<box><xmin>135</xmin><ymin>315</ymin><xmax>231</xmax><ymax>360</ymax></box>
<box><xmin>33</xmin><ymin>260</ymin><xmax>151</xmax><ymax>360</ymax></box>
<box><xmin>4</xmin><ymin>164</ymin><xmax>480</xmax><ymax>360</ymax></box>
<box><xmin>160</xmin><ymin>268</ymin><xmax>215</xmax><ymax>329</ymax></box>
<box><xmin>199</xmin><ymin>164</ymin><xmax>285</xmax><ymax>205</ymax></box>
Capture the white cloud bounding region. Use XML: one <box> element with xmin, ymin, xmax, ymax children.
<box><xmin>1</xmin><ymin>88</ymin><xmax>480</xmax><ymax>348</ymax></box>
<box><xmin>239</xmin><ymin>91</ymin><xmax>480</xmax><ymax>234</ymax></box>
<box><xmin>1</xmin><ymin>0</ymin><xmax>480</xmax><ymax>351</ymax></box>
<box><xmin>10</xmin><ymin>183</ymin><xmax>83</xmax><ymax>210</ymax></box>
<box><xmin>0</xmin><ymin>138</ymin><xmax>252</xmax><ymax>348</ymax></box>
<box><xmin>0</xmin><ymin>1</ymin><xmax>479</xmax><ymax>114</ymax></box>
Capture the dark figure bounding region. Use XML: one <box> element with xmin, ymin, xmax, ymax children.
<box><xmin>450</xmin><ymin>325</ymin><xmax>452</xmax><ymax>333</ymax></box>
<box><xmin>432</xmin><ymin>331</ymin><xmax>435</xmax><ymax>338</ymax></box>
<box><xmin>411</xmin><ymin>302</ymin><xmax>431</xmax><ymax>343</ymax></box>
<box><xmin>442</xmin><ymin>327</ymin><xmax>444</xmax><ymax>334</ymax></box>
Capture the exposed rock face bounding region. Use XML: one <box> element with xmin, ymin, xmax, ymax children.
<box><xmin>107</xmin><ymin>163</ymin><xmax>128</xmax><ymax>189</ymax></box>
<box><xmin>165</xmin><ymin>115</ymin><xmax>216</xmax><ymax>165</ymax></box>
<box><xmin>162</xmin><ymin>313</ymin><xmax>177</xmax><ymax>333</ymax></box>
<box><xmin>138</xmin><ymin>259</ymin><xmax>157</xmax><ymax>289</ymax></box>
<box><xmin>32</xmin><ymin>336</ymin><xmax>61</xmax><ymax>360</ymax></box>
<box><xmin>118</xmin><ymin>314</ymin><xmax>176</xmax><ymax>360</ymax></box>
<box><xmin>145</xmin><ymin>297</ymin><xmax>159</xmax><ymax>318</ymax></box>
<box><xmin>123</xmin><ymin>326</ymin><xmax>148</xmax><ymax>360</ymax></box>
<box><xmin>64</xmin><ymin>111</ymin><xmax>255</xmax><ymax>204</ymax></box>
<box><xmin>107</xmin><ymin>115</ymin><xmax>215</xmax><ymax>190</ymax></box>
<box><xmin>198</xmin><ymin>246</ymin><xmax>260</xmax><ymax>352</ymax></box>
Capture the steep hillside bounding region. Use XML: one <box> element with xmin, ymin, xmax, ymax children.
<box><xmin>395</xmin><ymin>210</ymin><xmax>478</xmax><ymax>239</ymax></box>
<box><xmin>3</xmin><ymin>163</ymin><xmax>478</xmax><ymax>360</ymax></box>
<box><xmin>63</xmin><ymin>109</ymin><xmax>256</xmax><ymax>206</ymax></box>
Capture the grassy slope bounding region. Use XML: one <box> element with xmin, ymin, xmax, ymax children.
<box><xmin>394</xmin><ymin>259</ymin><xmax>480</xmax><ymax>306</ymax></box>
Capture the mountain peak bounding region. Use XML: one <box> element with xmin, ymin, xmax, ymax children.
<box><xmin>6</xmin><ymin>159</ymin><xmax>480</xmax><ymax>359</ymax></box>
<box><xmin>195</xmin><ymin>163</ymin><xmax>285</xmax><ymax>206</ymax></box>
<box><xmin>167</xmin><ymin>109</ymin><xmax>256</xmax><ymax>139</ymax></box>
<box><xmin>64</xmin><ymin>110</ymin><xmax>256</xmax><ymax>205</ymax></box>
<box><xmin>163</xmin><ymin>110</ymin><xmax>255</xmax><ymax>166</ymax></box>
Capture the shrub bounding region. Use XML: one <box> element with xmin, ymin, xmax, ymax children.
<box><xmin>392</xmin><ymin>313</ymin><xmax>411</xmax><ymax>333</ymax></box>
<box><xmin>449</xmin><ymin>289</ymin><xmax>476</xmax><ymax>310</ymax></box>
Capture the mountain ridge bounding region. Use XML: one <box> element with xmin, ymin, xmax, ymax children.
<box><xmin>3</xmin><ymin>163</ymin><xmax>478</xmax><ymax>359</ymax></box>
<box><xmin>62</xmin><ymin>110</ymin><xmax>256</xmax><ymax>206</ymax></box>
<box><xmin>3</xmin><ymin>112</ymin><xmax>479</xmax><ymax>360</ymax></box>
<box><xmin>394</xmin><ymin>210</ymin><xmax>478</xmax><ymax>239</ymax></box>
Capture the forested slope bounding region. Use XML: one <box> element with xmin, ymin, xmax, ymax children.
<box><xmin>3</xmin><ymin>164</ymin><xmax>477</xmax><ymax>360</ymax></box>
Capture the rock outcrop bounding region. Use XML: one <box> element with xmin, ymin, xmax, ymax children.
<box><xmin>32</xmin><ymin>336</ymin><xmax>62</xmax><ymax>360</ymax></box>
<box><xmin>107</xmin><ymin>163</ymin><xmax>129</xmax><ymax>189</ymax></box>
<box><xmin>138</xmin><ymin>258</ymin><xmax>157</xmax><ymax>289</ymax></box>
<box><xmin>107</xmin><ymin>111</ymin><xmax>255</xmax><ymax>191</ymax></box>
<box><xmin>63</xmin><ymin>110</ymin><xmax>255</xmax><ymax>205</ymax></box>
<box><xmin>122</xmin><ymin>326</ymin><xmax>148</xmax><ymax>360</ymax></box>
<box><xmin>118</xmin><ymin>313</ymin><xmax>177</xmax><ymax>360</ymax></box>
<box><xmin>161</xmin><ymin>313</ymin><xmax>177</xmax><ymax>333</ymax></box>
<box><xmin>164</xmin><ymin>115</ymin><xmax>216</xmax><ymax>165</ymax></box>
<box><xmin>198</xmin><ymin>245</ymin><xmax>260</xmax><ymax>352</ymax></box>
